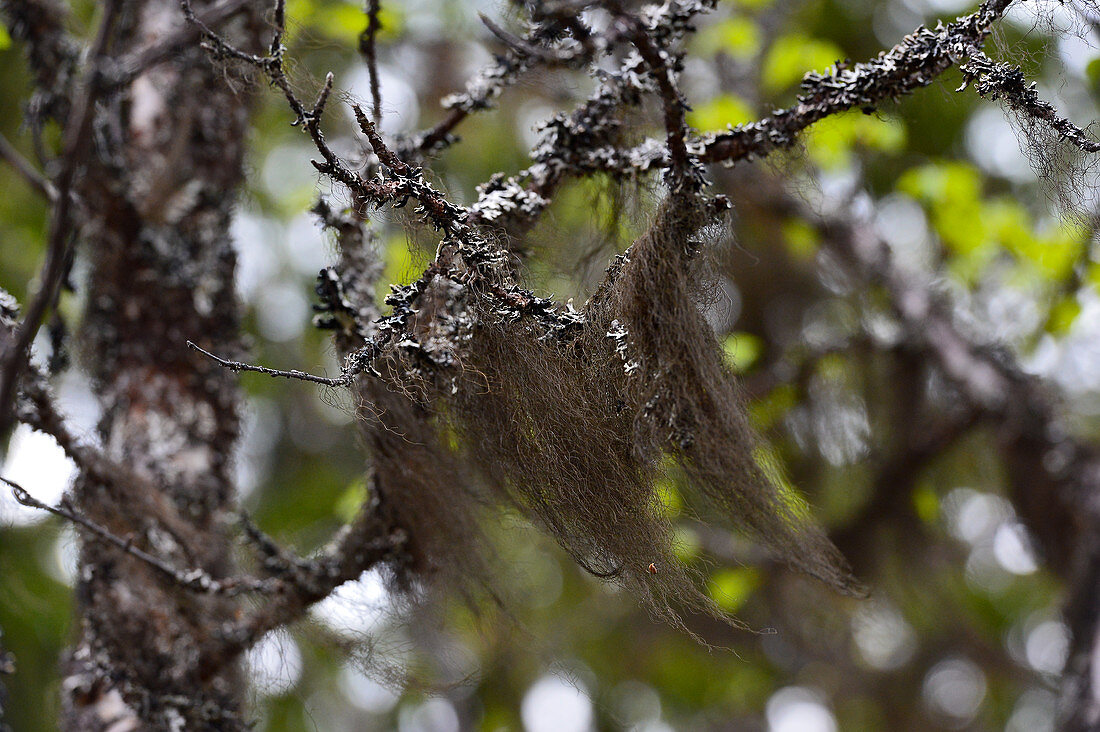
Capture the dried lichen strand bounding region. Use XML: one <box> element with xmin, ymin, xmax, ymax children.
<box><xmin>312</xmin><ymin>202</ymin><xmax>502</xmax><ymax>650</ymax></box>
<box><xmin>586</xmin><ymin>191</ymin><xmax>863</xmax><ymax>596</ymax></box>
<box><xmin>382</xmin><ymin>191</ymin><xmax>860</xmax><ymax>638</ymax></box>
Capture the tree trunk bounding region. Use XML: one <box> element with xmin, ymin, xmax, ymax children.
<box><xmin>60</xmin><ymin>1</ymin><xmax>260</xmax><ymax>728</ymax></box>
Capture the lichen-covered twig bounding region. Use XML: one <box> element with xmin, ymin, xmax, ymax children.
<box><xmin>961</xmin><ymin>49</ymin><xmax>1100</xmax><ymax>153</ymax></box>
<box><xmin>468</xmin><ymin>0</ymin><xmax>718</xmax><ymax>231</ymax></box>
<box><xmin>399</xmin><ymin>7</ymin><xmax>602</xmax><ymax>158</ymax></box>
<box><xmin>701</xmin><ymin>0</ymin><xmax>1012</xmax><ymax>164</ymax></box>
<box><xmin>528</xmin><ymin>0</ymin><xmax>1009</xmax><ymax>179</ymax></box>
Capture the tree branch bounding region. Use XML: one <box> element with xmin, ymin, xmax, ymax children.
<box><xmin>0</xmin><ymin>0</ymin><xmax>122</xmax><ymax>437</ymax></box>
<box><xmin>358</xmin><ymin>0</ymin><xmax>383</xmax><ymax>124</ymax></box>
<box><xmin>186</xmin><ymin>340</ymin><xmax>352</xmax><ymax>388</ymax></box>
<box><xmin>0</xmin><ymin>131</ymin><xmax>55</xmax><ymax>201</ymax></box>
<box><xmin>2</xmin><ymin>477</ymin><xmax>280</xmax><ymax>596</ymax></box>
<box><xmin>960</xmin><ymin>49</ymin><xmax>1100</xmax><ymax>153</ymax></box>
<box><xmin>699</xmin><ymin>0</ymin><xmax>1012</xmax><ymax>165</ymax></box>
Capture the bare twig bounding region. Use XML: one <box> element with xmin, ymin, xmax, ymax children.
<box><xmin>2</xmin><ymin>476</ymin><xmax>280</xmax><ymax>596</ymax></box>
<box><xmin>186</xmin><ymin>341</ymin><xmax>352</xmax><ymax>387</ymax></box>
<box><xmin>0</xmin><ymin>131</ymin><xmax>56</xmax><ymax>201</ymax></box>
<box><xmin>358</xmin><ymin>0</ymin><xmax>383</xmax><ymax>124</ymax></box>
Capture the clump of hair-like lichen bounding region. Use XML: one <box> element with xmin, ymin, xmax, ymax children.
<box><xmin>380</xmin><ymin>189</ymin><xmax>864</xmax><ymax>636</ymax></box>
<box><xmin>322</xmin><ymin>182</ymin><xmax>861</xmax><ymax>644</ymax></box>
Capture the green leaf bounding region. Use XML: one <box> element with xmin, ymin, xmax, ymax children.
<box><xmin>805</xmin><ymin>111</ymin><xmax>906</xmax><ymax>168</ymax></box>
<box><xmin>303</xmin><ymin>0</ymin><xmax>405</xmax><ymax>45</ymax></box>
<box><xmin>334</xmin><ymin>477</ymin><xmax>367</xmax><ymax>522</ymax></box>
<box><xmin>898</xmin><ymin>161</ymin><xmax>995</xmax><ymax>280</ymax></box>
<box><xmin>1088</xmin><ymin>57</ymin><xmax>1100</xmax><ymax>89</ymax></box>
<box><xmin>1045</xmin><ymin>296</ymin><xmax>1081</xmax><ymax>336</ymax></box>
<box><xmin>722</xmin><ymin>332</ymin><xmax>763</xmax><ymax>373</ymax></box>
<box><xmin>694</xmin><ymin>17</ymin><xmax>762</xmax><ymax>60</ymax></box>
<box><xmin>319</xmin><ymin>2</ymin><xmax>372</xmax><ymax>44</ymax></box>
<box><xmin>782</xmin><ymin>218</ymin><xmax>819</xmax><ymax>258</ymax></box>
<box><xmin>383</xmin><ymin>233</ymin><xmax>426</xmax><ymax>291</ymax></box>
<box><xmin>732</xmin><ymin>0</ymin><xmax>776</xmax><ymax>10</ymax></box>
<box><xmin>897</xmin><ymin>160</ymin><xmax>983</xmax><ymax>205</ymax></box>
<box><xmin>912</xmin><ymin>483</ymin><xmax>939</xmax><ymax>524</ymax></box>
<box><xmin>749</xmin><ymin>384</ymin><xmax>796</xmax><ymax>430</ymax></box>
<box><xmin>707</xmin><ymin>568</ymin><xmax>761</xmax><ymax>612</ymax></box>
<box><xmin>0</xmin><ymin>24</ymin><xmax>11</xmax><ymax>51</ymax></box>
<box><xmin>688</xmin><ymin>94</ymin><xmax>756</xmax><ymax>132</ymax></box>
<box><xmin>761</xmin><ymin>34</ymin><xmax>844</xmax><ymax>94</ymax></box>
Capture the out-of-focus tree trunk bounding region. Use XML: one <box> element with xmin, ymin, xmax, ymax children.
<box><xmin>59</xmin><ymin>1</ymin><xmax>260</xmax><ymax>728</ymax></box>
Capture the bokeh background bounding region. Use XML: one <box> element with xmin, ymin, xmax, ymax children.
<box><xmin>3</xmin><ymin>0</ymin><xmax>1100</xmax><ymax>729</ymax></box>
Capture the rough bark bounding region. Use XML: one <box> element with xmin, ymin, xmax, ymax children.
<box><xmin>57</xmin><ymin>1</ymin><xmax>261</xmax><ymax>729</ymax></box>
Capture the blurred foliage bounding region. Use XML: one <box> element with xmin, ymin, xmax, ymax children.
<box><xmin>4</xmin><ymin>0</ymin><xmax>1100</xmax><ymax>730</ymax></box>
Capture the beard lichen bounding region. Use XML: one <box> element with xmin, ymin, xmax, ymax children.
<box><xmin>349</xmin><ymin>189</ymin><xmax>862</xmax><ymax>640</ymax></box>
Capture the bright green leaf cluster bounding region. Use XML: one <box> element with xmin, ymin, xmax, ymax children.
<box><xmin>804</xmin><ymin>110</ymin><xmax>907</xmax><ymax>169</ymax></box>
<box><xmin>722</xmin><ymin>332</ymin><xmax>764</xmax><ymax>373</ymax></box>
<box><xmin>707</xmin><ymin>567</ymin><xmax>762</xmax><ymax>613</ymax></box>
<box><xmin>762</xmin><ymin>34</ymin><xmax>844</xmax><ymax>94</ymax></box>
<box><xmin>285</xmin><ymin>0</ymin><xmax>404</xmax><ymax>45</ymax></box>
<box><xmin>688</xmin><ymin>93</ymin><xmax>756</xmax><ymax>132</ymax></box>
<box><xmin>899</xmin><ymin>160</ymin><xmax>1086</xmax><ymax>289</ymax></box>
<box><xmin>693</xmin><ymin>17</ymin><xmax>762</xmax><ymax>60</ymax></box>
<box><xmin>782</xmin><ymin>218</ymin><xmax>820</xmax><ymax>259</ymax></box>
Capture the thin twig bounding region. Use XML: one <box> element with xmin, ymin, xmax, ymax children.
<box><xmin>0</xmin><ymin>132</ymin><xmax>57</xmax><ymax>201</ymax></box>
<box><xmin>217</xmin><ymin>505</ymin><xmax>406</xmax><ymax>664</ymax></box>
<box><xmin>0</xmin><ymin>287</ymin><xmax>201</xmax><ymax>547</ymax></box>
<box><xmin>186</xmin><ymin>340</ymin><xmax>351</xmax><ymax>387</ymax></box>
<box><xmin>2</xmin><ymin>476</ymin><xmax>280</xmax><ymax>596</ymax></box>
<box><xmin>238</xmin><ymin>509</ymin><xmax>312</xmax><ymax>574</ymax></box>
<box><xmin>479</xmin><ymin>13</ymin><xmax>580</xmax><ymax>64</ymax></box>
<box><xmin>358</xmin><ymin>0</ymin><xmax>383</xmax><ymax>124</ymax></box>
<box><xmin>399</xmin><ymin>11</ymin><xmax>601</xmax><ymax>159</ymax></box>
<box><xmin>619</xmin><ymin>13</ymin><xmax>695</xmax><ymax>186</ymax></box>
<box><xmin>961</xmin><ymin>49</ymin><xmax>1100</xmax><ymax>153</ymax></box>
